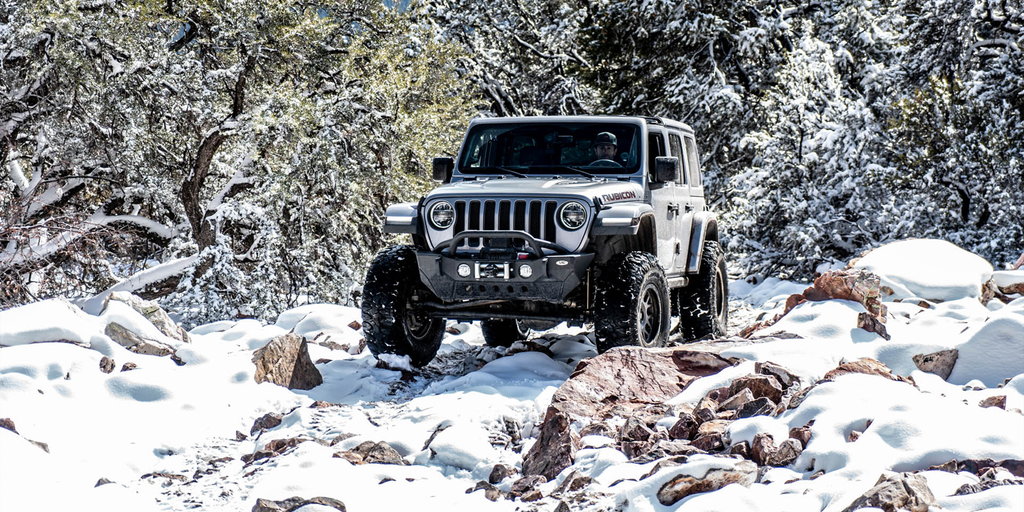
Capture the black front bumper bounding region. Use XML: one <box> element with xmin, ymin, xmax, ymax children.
<box><xmin>415</xmin><ymin>231</ymin><xmax>594</xmax><ymax>302</ymax></box>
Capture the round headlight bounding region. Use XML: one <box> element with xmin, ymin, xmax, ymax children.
<box><xmin>558</xmin><ymin>201</ymin><xmax>588</xmax><ymax>230</ymax></box>
<box><xmin>428</xmin><ymin>201</ymin><xmax>455</xmax><ymax>229</ymax></box>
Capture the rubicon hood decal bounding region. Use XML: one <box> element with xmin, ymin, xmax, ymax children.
<box><xmin>601</xmin><ymin>190</ymin><xmax>638</xmax><ymax>203</ymax></box>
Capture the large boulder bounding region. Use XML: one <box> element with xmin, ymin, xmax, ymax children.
<box><xmin>912</xmin><ymin>349</ymin><xmax>958</xmax><ymax>380</ymax></box>
<box><xmin>252</xmin><ymin>334</ymin><xmax>323</xmax><ymax>390</ymax></box>
<box><xmin>104</xmin><ymin>322</ymin><xmax>175</xmax><ymax>356</ymax></box>
<box><xmin>656</xmin><ymin>460</ymin><xmax>758</xmax><ymax>505</ymax></box>
<box><xmin>105</xmin><ymin>291</ymin><xmax>190</xmax><ymax>343</ymax></box>
<box><xmin>850</xmin><ymin>239</ymin><xmax>994</xmax><ymax>302</ymax></box>
<box><xmin>822</xmin><ymin>358</ymin><xmax>912</xmax><ymax>385</ymax></box>
<box><xmin>522</xmin><ymin>348</ymin><xmax>735</xmax><ymax>479</ymax></box>
<box><xmin>252</xmin><ymin>496</ymin><xmax>346</xmax><ymax>512</ymax></box>
<box><xmin>840</xmin><ymin>472</ymin><xmax>937</xmax><ymax>512</ymax></box>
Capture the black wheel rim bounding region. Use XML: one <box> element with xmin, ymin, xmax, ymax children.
<box><xmin>714</xmin><ymin>264</ymin><xmax>726</xmax><ymax>323</ymax></box>
<box><xmin>404</xmin><ymin>287</ymin><xmax>437</xmax><ymax>342</ymax></box>
<box><xmin>639</xmin><ymin>283</ymin><xmax>663</xmax><ymax>347</ymax></box>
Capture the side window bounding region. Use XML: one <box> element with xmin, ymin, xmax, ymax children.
<box><xmin>684</xmin><ymin>136</ymin><xmax>701</xmax><ymax>186</ymax></box>
<box><xmin>668</xmin><ymin>133</ymin><xmax>687</xmax><ymax>184</ymax></box>
<box><xmin>647</xmin><ymin>131</ymin><xmax>666</xmax><ymax>180</ymax></box>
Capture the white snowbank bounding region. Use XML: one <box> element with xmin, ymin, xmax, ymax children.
<box><xmin>851</xmin><ymin>239</ymin><xmax>994</xmax><ymax>301</ymax></box>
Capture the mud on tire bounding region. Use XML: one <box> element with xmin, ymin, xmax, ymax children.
<box><xmin>361</xmin><ymin>245</ymin><xmax>445</xmax><ymax>367</ymax></box>
<box><xmin>480</xmin><ymin>319</ymin><xmax>531</xmax><ymax>347</ymax></box>
<box><xmin>675</xmin><ymin>240</ymin><xmax>728</xmax><ymax>341</ymax></box>
<box><xmin>594</xmin><ymin>251</ymin><xmax>671</xmax><ymax>352</ymax></box>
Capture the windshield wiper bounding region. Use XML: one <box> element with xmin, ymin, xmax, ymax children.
<box><xmin>474</xmin><ymin>166</ymin><xmax>528</xmax><ymax>178</ymax></box>
<box><xmin>546</xmin><ymin>165</ymin><xmax>598</xmax><ymax>179</ymax></box>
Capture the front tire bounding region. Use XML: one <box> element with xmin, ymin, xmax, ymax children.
<box><xmin>676</xmin><ymin>241</ymin><xmax>728</xmax><ymax>341</ymax></box>
<box><xmin>480</xmin><ymin>319</ymin><xmax>531</xmax><ymax>347</ymax></box>
<box><xmin>361</xmin><ymin>245</ymin><xmax>445</xmax><ymax>367</ymax></box>
<box><xmin>594</xmin><ymin>252</ymin><xmax>671</xmax><ymax>352</ymax></box>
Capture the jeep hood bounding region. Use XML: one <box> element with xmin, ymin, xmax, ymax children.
<box><xmin>424</xmin><ymin>177</ymin><xmax>644</xmax><ymax>206</ymax></box>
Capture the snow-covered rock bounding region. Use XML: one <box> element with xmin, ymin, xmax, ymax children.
<box><xmin>851</xmin><ymin>239</ymin><xmax>994</xmax><ymax>301</ymax></box>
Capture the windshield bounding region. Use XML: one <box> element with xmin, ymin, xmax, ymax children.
<box><xmin>458</xmin><ymin>122</ymin><xmax>642</xmax><ymax>175</ymax></box>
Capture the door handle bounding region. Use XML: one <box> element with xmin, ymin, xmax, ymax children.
<box><xmin>685</xmin><ymin>204</ymin><xmax>694</xmax><ymax>212</ymax></box>
<box><xmin>668</xmin><ymin>203</ymin><xmax>680</xmax><ymax>214</ymax></box>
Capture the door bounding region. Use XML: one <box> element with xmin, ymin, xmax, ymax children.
<box><xmin>669</xmin><ymin>132</ymin><xmax>694</xmax><ymax>272</ymax></box>
<box><xmin>647</xmin><ymin>129</ymin><xmax>681</xmax><ymax>272</ymax></box>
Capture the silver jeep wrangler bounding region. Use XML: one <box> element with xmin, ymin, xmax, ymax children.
<box><xmin>362</xmin><ymin>116</ymin><xmax>727</xmax><ymax>367</ymax></box>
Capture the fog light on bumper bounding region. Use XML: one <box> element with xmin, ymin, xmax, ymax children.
<box><xmin>457</xmin><ymin>263</ymin><xmax>472</xmax><ymax>277</ymax></box>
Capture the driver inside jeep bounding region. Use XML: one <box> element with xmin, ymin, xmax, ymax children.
<box><xmin>591</xmin><ymin>131</ymin><xmax>619</xmax><ymax>164</ymax></box>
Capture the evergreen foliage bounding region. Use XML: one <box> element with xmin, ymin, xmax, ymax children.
<box><xmin>2</xmin><ymin>0</ymin><xmax>1021</xmax><ymax>319</ymax></box>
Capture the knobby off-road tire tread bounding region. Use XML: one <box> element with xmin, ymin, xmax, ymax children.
<box><xmin>594</xmin><ymin>251</ymin><xmax>671</xmax><ymax>353</ymax></box>
<box><xmin>361</xmin><ymin>245</ymin><xmax>444</xmax><ymax>367</ymax></box>
<box><xmin>480</xmin><ymin>319</ymin><xmax>530</xmax><ymax>347</ymax></box>
<box><xmin>677</xmin><ymin>240</ymin><xmax>728</xmax><ymax>341</ymax></box>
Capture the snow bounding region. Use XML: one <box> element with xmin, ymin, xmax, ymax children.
<box><xmin>1</xmin><ymin>238</ymin><xmax>1022</xmax><ymax>511</ymax></box>
<box><xmin>851</xmin><ymin>239</ymin><xmax>995</xmax><ymax>301</ymax></box>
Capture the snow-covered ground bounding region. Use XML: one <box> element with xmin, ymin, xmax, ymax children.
<box><xmin>1</xmin><ymin>239</ymin><xmax>1022</xmax><ymax>511</ymax></box>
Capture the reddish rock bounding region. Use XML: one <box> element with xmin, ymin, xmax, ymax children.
<box><xmin>729</xmin><ymin>374</ymin><xmax>784</xmax><ymax>404</ymax></box>
<box><xmin>620</xmin><ymin>415</ymin><xmax>655</xmax><ymax>442</ymax></box>
<box><xmin>730</xmin><ymin>440</ymin><xmax>750</xmax><ymax>459</ymax></box>
<box><xmin>263</xmin><ymin>437</ymin><xmax>306</xmax><ymax>454</ymax></box>
<box><xmin>252</xmin><ymin>496</ymin><xmax>346</xmax><ymax>512</ymax></box>
<box><xmin>521</xmin><ymin>411</ymin><xmax>579</xmax><ymax>480</ymax></box>
<box><xmin>719</xmin><ymin>389</ymin><xmax>755</xmax><ymax>411</ymax></box>
<box><xmin>756</xmin><ymin>361</ymin><xmax>800</xmax><ymax>389</ymax></box>
<box><xmin>912</xmin><ymin>349</ymin><xmax>958</xmax><ymax>381</ymax></box>
<box><xmin>252</xmin><ymin>334</ymin><xmax>323</xmax><ymax>390</ymax></box>
<box><xmin>802</xmin><ymin>270</ymin><xmax>887</xmax><ymax>319</ymax></box>
<box><xmin>510</xmin><ymin>475</ymin><xmax>547</xmax><ymax>494</ymax></box>
<box><xmin>668</xmin><ymin>414</ymin><xmax>698</xmax><ymax>441</ymax></box>
<box><xmin>0</xmin><ymin>418</ymin><xmax>17</xmax><ymax>434</ymax></box>
<box><xmin>750</xmin><ymin>433</ymin><xmax>775</xmax><ymax>465</ymax></box>
<box><xmin>522</xmin><ymin>347</ymin><xmax>735</xmax><ymax>479</ymax></box>
<box><xmin>694</xmin><ymin>397</ymin><xmax>719</xmax><ymax>423</ymax></box>
<box><xmin>789</xmin><ymin>426</ymin><xmax>812</xmax><ymax>448</ymax></box>
<box><xmin>657</xmin><ymin>461</ymin><xmax>757</xmax><ymax>505</ymax></box>
<box><xmin>250</xmin><ymin>412</ymin><xmax>284</xmax><ymax>435</ymax></box>
<box><xmin>579</xmin><ymin>422</ymin><xmax>616</xmax><ymax>438</ymax></box>
<box><xmin>363</xmin><ymin>441</ymin><xmax>409</xmax><ymax>465</ymax></box>
<box><xmin>979</xmin><ymin>395</ymin><xmax>1007</xmax><ymax>409</ymax></box>
<box><xmin>489</xmin><ymin>464</ymin><xmax>512</xmax><ymax>484</ymax></box>
<box><xmin>857</xmin><ymin>312</ymin><xmax>891</xmax><ymax>340</ymax></box>
<box><xmin>702</xmin><ymin>386</ymin><xmax>732</xmax><ymax>403</ymax></box>
<box><xmin>347</xmin><ymin>320</ymin><xmax>361</xmax><ymax>330</ymax></box>
<box><xmin>744</xmin><ymin>270</ymin><xmax>888</xmax><ymax>338</ymax></box>
<box><xmin>822</xmin><ymin>358</ymin><xmax>911</xmax><ymax>384</ymax></box>
<box><xmin>766</xmin><ymin>439</ymin><xmax>802</xmax><ymax>467</ymax></box>
<box><xmin>690</xmin><ymin>433</ymin><xmax>724</xmax><ymax>452</ymax></box>
<box><xmin>737</xmin><ymin>397</ymin><xmax>777</xmax><ymax>419</ymax></box>
<box><xmin>100</xmin><ymin>356</ymin><xmax>116</xmax><ymax>374</ymax></box>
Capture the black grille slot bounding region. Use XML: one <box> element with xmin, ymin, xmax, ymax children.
<box><xmin>484</xmin><ymin>201</ymin><xmax>496</xmax><ymax>230</ymax></box>
<box><xmin>514</xmin><ymin>201</ymin><xmax>526</xmax><ymax>231</ymax></box>
<box><xmin>498</xmin><ymin>201</ymin><xmax>511</xmax><ymax>230</ymax></box>
<box><xmin>529</xmin><ymin>201</ymin><xmax>542</xmax><ymax>239</ymax></box>
<box><xmin>545</xmin><ymin>201</ymin><xmax>557</xmax><ymax>242</ymax></box>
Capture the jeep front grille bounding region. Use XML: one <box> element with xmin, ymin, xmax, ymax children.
<box><xmin>424</xmin><ymin>197</ymin><xmax>591</xmax><ymax>254</ymax></box>
<box><xmin>454</xmin><ymin>199</ymin><xmax>558</xmax><ymax>247</ymax></box>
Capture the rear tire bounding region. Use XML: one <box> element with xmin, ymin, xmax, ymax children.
<box><xmin>481</xmin><ymin>319</ymin><xmax>531</xmax><ymax>347</ymax></box>
<box><xmin>676</xmin><ymin>241</ymin><xmax>728</xmax><ymax>341</ymax></box>
<box><xmin>594</xmin><ymin>252</ymin><xmax>671</xmax><ymax>352</ymax></box>
<box><xmin>361</xmin><ymin>245</ymin><xmax>445</xmax><ymax>367</ymax></box>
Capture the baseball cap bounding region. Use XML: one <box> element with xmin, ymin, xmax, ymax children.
<box><xmin>595</xmin><ymin>132</ymin><xmax>617</xmax><ymax>146</ymax></box>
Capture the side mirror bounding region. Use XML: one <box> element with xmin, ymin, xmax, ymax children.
<box><xmin>432</xmin><ymin>157</ymin><xmax>454</xmax><ymax>183</ymax></box>
<box><xmin>654</xmin><ymin>156</ymin><xmax>680</xmax><ymax>183</ymax></box>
